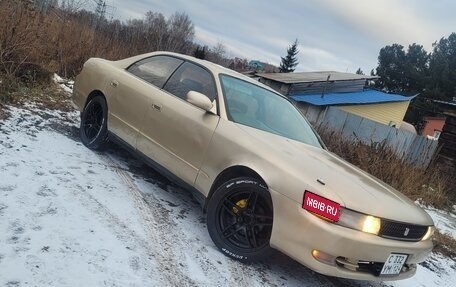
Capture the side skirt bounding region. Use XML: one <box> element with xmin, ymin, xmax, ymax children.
<box><xmin>107</xmin><ymin>132</ymin><xmax>206</xmax><ymax>208</ymax></box>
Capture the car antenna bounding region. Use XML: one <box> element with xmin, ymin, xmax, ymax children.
<box><xmin>321</xmin><ymin>74</ymin><xmax>331</xmax><ymax>98</ymax></box>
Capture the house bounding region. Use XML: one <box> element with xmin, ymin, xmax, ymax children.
<box><xmin>248</xmin><ymin>60</ymin><xmax>264</xmax><ymax>71</ymax></box>
<box><xmin>432</xmin><ymin>100</ymin><xmax>456</xmax><ymax>165</ymax></box>
<box><xmin>421</xmin><ymin>116</ymin><xmax>446</xmax><ymax>139</ymax></box>
<box><xmin>291</xmin><ymin>90</ymin><xmax>416</xmax><ymax>127</ymax></box>
<box><xmin>257</xmin><ymin>71</ymin><xmax>416</xmax><ymax>127</ymax></box>
<box><xmin>257</xmin><ymin>71</ymin><xmax>377</xmax><ymax>95</ymax></box>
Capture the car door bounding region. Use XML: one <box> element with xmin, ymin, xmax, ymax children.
<box><xmin>136</xmin><ymin>61</ymin><xmax>220</xmax><ymax>185</ymax></box>
<box><xmin>108</xmin><ymin>56</ymin><xmax>183</xmax><ymax>147</ymax></box>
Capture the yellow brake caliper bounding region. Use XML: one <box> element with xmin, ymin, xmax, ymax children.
<box><xmin>233</xmin><ymin>199</ymin><xmax>248</xmax><ymax>214</ymax></box>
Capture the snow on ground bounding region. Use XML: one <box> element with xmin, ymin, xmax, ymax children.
<box><xmin>52</xmin><ymin>74</ymin><xmax>73</xmax><ymax>94</ymax></box>
<box><xmin>0</xmin><ymin>106</ymin><xmax>160</xmax><ymax>286</ymax></box>
<box><xmin>0</xmin><ymin>103</ymin><xmax>455</xmax><ymax>287</ymax></box>
<box><xmin>385</xmin><ymin>253</ymin><xmax>455</xmax><ymax>287</ymax></box>
<box><xmin>425</xmin><ymin>207</ymin><xmax>456</xmax><ymax>240</ymax></box>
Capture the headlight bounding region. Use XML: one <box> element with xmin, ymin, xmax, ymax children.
<box><xmin>421</xmin><ymin>226</ymin><xmax>435</xmax><ymax>241</ymax></box>
<box><xmin>336</xmin><ymin>208</ymin><xmax>381</xmax><ymax>235</ymax></box>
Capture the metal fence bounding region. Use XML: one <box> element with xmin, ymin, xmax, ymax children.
<box><xmin>308</xmin><ymin>107</ymin><xmax>439</xmax><ymax>168</ymax></box>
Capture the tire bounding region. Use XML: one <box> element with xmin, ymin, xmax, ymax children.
<box><xmin>80</xmin><ymin>95</ymin><xmax>108</xmax><ymax>150</ymax></box>
<box><xmin>207</xmin><ymin>177</ymin><xmax>274</xmax><ymax>262</ymax></box>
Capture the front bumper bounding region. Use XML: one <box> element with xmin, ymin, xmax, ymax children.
<box><xmin>269</xmin><ymin>189</ymin><xmax>433</xmax><ymax>281</ymax></box>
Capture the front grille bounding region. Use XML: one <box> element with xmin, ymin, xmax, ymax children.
<box><xmin>379</xmin><ymin>219</ymin><xmax>428</xmax><ymax>241</ymax></box>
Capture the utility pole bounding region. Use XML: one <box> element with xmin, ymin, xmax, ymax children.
<box><xmin>33</xmin><ymin>0</ymin><xmax>56</xmax><ymax>13</ymax></box>
<box><xmin>90</xmin><ymin>0</ymin><xmax>115</xmax><ymax>28</ymax></box>
<box><xmin>94</xmin><ymin>0</ymin><xmax>106</xmax><ymax>19</ymax></box>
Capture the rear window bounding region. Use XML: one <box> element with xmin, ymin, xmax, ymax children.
<box><xmin>127</xmin><ymin>56</ymin><xmax>183</xmax><ymax>88</ymax></box>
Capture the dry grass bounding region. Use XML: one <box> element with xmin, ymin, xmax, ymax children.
<box><xmin>433</xmin><ymin>231</ymin><xmax>456</xmax><ymax>259</ymax></box>
<box><xmin>0</xmin><ymin>0</ymin><xmax>128</xmax><ymax>108</ymax></box>
<box><xmin>0</xmin><ymin>0</ymin><xmax>128</xmax><ymax>82</ymax></box>
<box><xmin>0</xmin><ymin>103</ymin><xmax>8</xmax><ymax>120</ymax></box>
<box><xmin>0</xmin><ymin>80</ymin><xmax>73</xmax><ymax>113</ymax></box>
<box><xmin>0</xmin><ymin>0</ymin><xmax>197</xmax><ymax>107</ymax></box>
<box><xmin>317</xmin><ymin>129</ymin><xmax>452</xmax><ymax>209</ymax></box>
<box><xmin>25</xmin><ymin>84</ymin><xmax>74</xmax><ymax>112</ymax></box>
<box><xmin>0</xmin><ymin>0</ymin><xmax>198</xmax><ymax>82</ymax></box>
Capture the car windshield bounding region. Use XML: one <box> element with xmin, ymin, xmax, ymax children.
<box><xmin>220</xmin><ymin>75</ymin><xmax>322</xmax><ymax>148</ymax></box>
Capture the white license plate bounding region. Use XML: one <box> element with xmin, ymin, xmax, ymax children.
<box><xmin>380</xmin><ymin>253</ymin><xmax>408</xmax><ymax>275</ymax></box>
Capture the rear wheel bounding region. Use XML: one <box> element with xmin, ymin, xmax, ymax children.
<box><xmin>80</xmin><ymin>96</ymin><xmax>108</xmax><ymax>150</ymax></box>
<box><xmin>207</xmin><ymin>177</ymin><xmax>273</xmax><ymax>262</ymax></box>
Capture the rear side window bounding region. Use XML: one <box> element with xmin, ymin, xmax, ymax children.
<box><xmin>127</xmin><ymin>56</ymin><xmax>183</xmax><ymax>88</ymax></box>
<box><xmin>163</xmin><ymin>62</ymin><xmax>216</xmax><ymax>101</ymax></box>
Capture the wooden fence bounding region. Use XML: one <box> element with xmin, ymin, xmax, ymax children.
<box><xmin>304</xmin><ymin>107</ymin><xmax>439</xmax><ymax>168</ymax></box>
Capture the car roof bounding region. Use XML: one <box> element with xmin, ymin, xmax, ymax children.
<box><xmin>114</xmin><ymin>51</ymin><xmax>279</xmax><ymax>94</ymax></box>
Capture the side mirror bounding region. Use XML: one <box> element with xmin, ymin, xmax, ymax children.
<box><xmin>186</xmin><ymin>91</ymin><xmax>213</xmax><ymax>111</ymax></box>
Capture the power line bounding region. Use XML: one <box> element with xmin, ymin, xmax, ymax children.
<box><xmin>90</xmin><ymin>0</ymin><xmax>115</xmax><ymax>20</ymax></box>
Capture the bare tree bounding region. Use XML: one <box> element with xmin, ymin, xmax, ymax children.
<box><xmin>166</xmin><ymin>12</ymin><xmax>194</xmax><ymax>53</ymax></box>
<box><xmin>144</xmin><ymin>12</ymin><xmax>168</xmax><ymax>51</ymax></box>
<box><xmin>60</xmin><ymin>0</ymin><xmax>88</xmax><ymax>13</ymax></box>
<box><xmin>207</xmin><ymin>41</ymin><xmax>228</xmax><ymax>66</ymax></box>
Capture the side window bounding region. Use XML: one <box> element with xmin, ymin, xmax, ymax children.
<box><xmin>163</xmin><ymin>62</ymin><xmax>216</xmax><ymax>101</ymax></box>
<box><xmin>127</xmin><ymin>56</ymin><xmax>183</xmax><ymax>88</ymax></box>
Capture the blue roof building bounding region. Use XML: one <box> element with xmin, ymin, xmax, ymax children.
<box><xmin>291</xmin><ymin>89</ymin><xmax>416</xmax><ymax>106</ymax></box>
<box><xmin>257</xmin><ymin>72</ymin><xmax>416</xmax><ymax>127</ymax></box>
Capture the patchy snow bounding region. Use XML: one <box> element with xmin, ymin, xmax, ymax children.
<box><xmin>0</xmin><ymin>103</ymin><xmax>455</xmax><ymax>286</ymax></box>
<box><xmin>425</xmin><ymin>207</ymin><xmax>456</xmax><ymax>240</ymax></box>
<box><xmin>385</xmin><ymin>253</ymin><xmax>456</xmax><ymax>287</ymax></box>
<box><xmin>52</xmin><ymin>74</ymin><xmax>64</xmax><ymax>83</ymax></box>
<box><xmin>416</xmin><ymin>200</ymin><xmax>456</xmax><ymax>241</ymax></box>
<box><xmin>0</xmin><ymin>107</ymin><xmax>158</xmax><ymax>286</ymax></box>
<box><xmin>52</xmin><ymin>74</ymin><xmax>73</xmax><ymax>94</ymax></box>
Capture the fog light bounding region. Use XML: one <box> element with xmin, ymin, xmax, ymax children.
<box><xmin>312</xmin><ymin>249</ymin><xmax>336</xmax><ymax>265</ymax></box>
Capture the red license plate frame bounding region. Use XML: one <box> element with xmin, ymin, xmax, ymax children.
<box><xmin>302</xmin><ymin>191</ymin><xmax>341</xmax><ymax>222</ymax></box>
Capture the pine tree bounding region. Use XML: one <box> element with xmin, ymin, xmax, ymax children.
<box><xmin>356</xmin><ymin>68</ymin><xmax>364</xmax><ymax>75</ymax></box>
<box><xmin>279</xmin><ymin>39</ymin><xmax>299</xmax><ymax>73</ymax></box>
<box><xmin>193</xmin><ymin>45</ymin><xmax>207</xmax><ymax>59</ymax></box>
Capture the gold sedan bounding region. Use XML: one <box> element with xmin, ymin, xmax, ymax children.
<box><xmin>73</xmin><ymin>51</ymin><xmax>434</xmax><ymax>281</ymax></box>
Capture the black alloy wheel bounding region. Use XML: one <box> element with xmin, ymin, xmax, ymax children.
<box><xmin>207</xmin><ymin>177</ymin><xmax>273</xmax><ymax>262</ymax></box>
<box><xmin>80</xmin><ymin>95</ymin><xmax>108</xmax><ymax>150</ymax></box>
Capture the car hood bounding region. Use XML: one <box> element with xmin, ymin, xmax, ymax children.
<box><xmin>237</xmin><ymin>124</ymin><xmax>433</xmax><ymax>226</ymax></box>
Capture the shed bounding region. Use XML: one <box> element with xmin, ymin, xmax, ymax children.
<box><xmin>257</xmin><ymin>71</ymin><xmax>378</xmax><ymax>95</ymax></box>
<box><xmin>257</xmin><ymin>71</ymin><xmax>414</xmax><ymax>127</ymax></box>
<box><xmin>421</xmin><ymin>116</ymin><xmax>446</xmax><ymax>139</ymax></box>
<box><xmin>291</xmin><ymin>90</ymin><xmax>416</xmax><ymax>127</ymax></box>
<box><xmin>432</xmin><ymin>100</ymin><xmax>456</xmax><ymax>167</ymax></box>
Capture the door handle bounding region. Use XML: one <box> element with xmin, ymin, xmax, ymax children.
<box><xmin>110</xmin><ymin>81</ymin><xmax>118</xmax><ymax>88</ymax></box>
<box><xmin>152</xmin><ymin>103</ymin><xmax>162</xmax><ymax>112</ymax></box>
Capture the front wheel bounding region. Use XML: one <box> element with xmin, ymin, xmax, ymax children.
<box><xmin>207</xmin><ymin>177</ymin><xmax>274</xmax><ymax>262</ymax></box>
<box><xmin>80</xmin><ymin>95</ymin><xmax>108</xmax><ymax>150</ymax></box>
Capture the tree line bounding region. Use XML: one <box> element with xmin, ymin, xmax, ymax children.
<box><xmin>0</xmin><ymin>0</ymin><xmax>241</xmax><ymax>102</ymax></box>
<box><xmin>372</xmin><ymin>33</ymin><xmax>456</xmax><ymax>124</ymax></box>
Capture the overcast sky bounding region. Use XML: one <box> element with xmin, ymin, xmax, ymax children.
<box><xmin>108</xmin><ymin>0</ymin><xmax>455</xmax><ymax>73</ymax></box>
